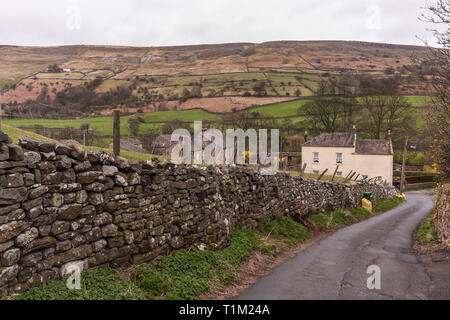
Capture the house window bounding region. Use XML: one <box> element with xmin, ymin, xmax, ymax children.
<box><xmin>336</xmin><ymin>153</ymin><xmax>343</xmax><ymax>164</ymax></box>
<box><xmin>336</xmin><ymin>171</ymin><xmax>342</xmax><ymax>177</ymax></box>
<box><xmin>313</xmin><ymin>170</ymin><xmax>319</xmax><ymax>175</ymax></box>
<box><xmin>313</xmin><ymin>152</ymin><xmax>319</xmax><ymax>163</ymax></box>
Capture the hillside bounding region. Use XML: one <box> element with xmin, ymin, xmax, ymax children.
<box><xmin>0</xmin><ymin>41</ymin><xmax>431</xmax><ymax>115</ymax></box>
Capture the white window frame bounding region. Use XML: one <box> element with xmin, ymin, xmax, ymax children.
<box><xmin>336</xmin><ymin>171</ymin><xmax>342</xmax><ymax>177</ymax></box>
<box><xmin>313</xmin><ymin>152</ymin><xmax>319</xmax><ymax>163</ymax></box>
<box><xmin>313</xmin><ymin>170</ymin><xmax>319</xmax><ymax>175</ymax></box>
<box><xmin>336</xmin><ymin>152</ymin><xmax>343</xmax><ymax>164</ymax></box>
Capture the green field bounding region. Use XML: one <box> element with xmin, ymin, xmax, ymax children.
<box><xmin>4</xmin><ymin>95</ymin><xmax>429</xmax><ymax>137</ymax></box>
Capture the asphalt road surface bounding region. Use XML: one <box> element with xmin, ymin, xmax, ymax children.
<box><xmin>238</xmin><ymin>191</ymin><xmax>438</xmax><ymax>300</ymax></box>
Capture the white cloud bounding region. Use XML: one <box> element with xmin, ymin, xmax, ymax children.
<box><xmin>0</xmin><ymin>0</ymin><xmax>438</xmax><ymax>47</ymax></box>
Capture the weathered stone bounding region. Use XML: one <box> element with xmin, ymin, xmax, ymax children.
<box><xmin>85</xmin><ymin>182</ymin><xmax>106</xmax><ymax>192</ymax></box>
<box><xmin>56</xmin><ymin>240</ymin><xmax>72</xmax><ymax>252</ymax></box>
<box><xmin>22</xmin><ymin>237</ymin><xmax>56</xmax><ymax>255</ymax></box>
<box><xmin>38</xmin><ymin>142</ymin><xmax>56</xmax><ymax>153</ymax></box>
<box><xmin>50</xmin><ymin>244</ymin><xmax>92</xmax><ymax>266</ymax></box>
<box><xmin>76</xmin><ymin>190</ymin><xmax>88</xmax><ymax>204</ymax></box>
<box><xmin>124</xmin><ymin>230</ymin><xmax>134</xmax><ymax>244</ymax></box>
<box><xmin>114</xmin><ymin>174</ymin><xmax>128</xmax><ymax>186</ymax></box>
<box><xmin>0</xmin><ymin>132</ymin><xmax>12</xmax><ymax>144</ymax></box>
<box><xmin>76</xmin><ymin>171</ymin><xmax>103</xmax><ymax>184</ymax></box>
<box><xmin>22</xmin><ymin>197</ymin><xmax>43</xmax><ymax>211</ymax></box>
<box><xmin>18</xmin><ymin>136</ymin><xmax>40</xmax><ymax>151</ymax></box>
<box><xmin>89</xmin><ymin>193</ymin><xmax>104</xmax><ymax>205</ymax></box>
<box><xmin>170</xmin><ymin>236</ymin><xmax>184</xmax><ymax>249</ymax></box>
<box><xmin>55</xmin><ymin>142</ymin><xmax>73</xmax><ymax>155</ymax></box>
<box><xmin>51</xmin><ymin>221</ymin><xmax>71</xmax><ymax>235</ymax></box>
<box><xmin>128</xmin><ymin>172</ymin><xmax>141</xmax><ymax>185</ymax></box>
<box><xmin>24</xmin><ymin>151</ymin><xmax>41</xmax><ymax>167</ymax></box>
<box><xmin>0</xmin><ymin>221</ymin><xmax>32</xmax><ymax>243</ymax></box>
<box><xmin>55</xmin><ymin>155</ymin><xmax>73</xmax><ymax>170</ymax></box>
<box><xmin>8</xmin><ymin>145</ymin><xmax>24</xmax><ymax>161</ymax></box>
<box><xmin>0</xmin><ymin>144</ymin><xmax>9</xmax><ymax>161</ymax></box>
<box><xmin>16</xmin><ymin>228</ymin><xmax>39</xmax><ymax>247</ymax></box>
<box><xmin>102</xmin><ymin>165</ymin><xmax>118</xmax><ymax>177</ymax></box>
<box><xmin>0</xmin><ymin>265</ymin><xmax>19</xmax><ymax>287</ymax></box>
<box><xmin>51</xmin><ymin>193</ymin><xmax>65</xmax><ymax>207</ymax></box>
<box><xmin>0</xmin><ymin>241</ymin><xmax>14</xmax><ymax>253</ymax></box>
<box><xmin>51</xmin><ymin>183</ymin><xmax>81</xmax><ymax>193</ymax></box>
<box><xmin>0</xmin><ymin>203</ymin><xmax>21</xmax><ymax>216</ymax></box>
<box><xmin>4</xmin><ymin>173</ymin><xmax>23</xmax><ymax>188</ymax></box>
<box><xmin>38</xmin><ymin>161</ymin><xmax>56</xmax><ymax>174</ymax></box>
<box><xmin>40</xmin><ymin>151</ymin><xmax>56</xmax><ymax>161</ymax></box>
<box><xmin>92</xmin><ymin>239</ymin><xmax>107</xmax><ymax>252</ymax></box>
<box><xmin>0</xmin><ymin>187</ymin><xmax>27</xmax><ymax>203</ymax></box>
<box><xmin>23</xmin><ymin>173</ymin><xmax>35</xmax><ymax>186</ymax></box>
<box><xmin>27</xmin><ymin>205</ymin><xmax>43</xmax><ymax>219</ymax></box>
<box><xmin>41</xmin><ymin>172</ymin><xmax>62</xmax><ymax>185</ymax></box>
<box><xmin>58</xmin><ymin>204</ymin><xmax>82</xmax><ymax>220</ymax></box>
<box><xmin>74</xmin><ymin>160</ymin><xmax>91</xmax><ymax>173</ymax></box>
<box><xmin>21</xmin><ymin>252</ymin><xmax>42</xmax><ymax>267</ymax></box>
<box><xmin>93</xmin><ymin>212</ymin><xmax>113</xmax><ymax>226</ymax></box>
<box><xmin>101</xmin><ymin>224</ymin><xmax>118</xmax><ymax>237</ymax></box>
<box><xmin>1</xmin><ymin>248</ymin><xmax>20</xmax><ymax>267</ymax></box>
<box><xmin>28</xmin><ymin>185</ymin><xmax>49</xmax><ymax>199</ymax></box>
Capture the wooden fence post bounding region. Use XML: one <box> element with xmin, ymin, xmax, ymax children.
<box><xmin>300</xmin><ymin>163</ymin><xmax>307</xmax><ymax>178</ymax></box>
<box><xmin>113</xmin><ymin>110</ymin><xmax>120</xmax><ymax>159</ymax></box>
<box><xmin>331</xmin><ymin>165</ymin><xmax>340</xmax><ymax>182</ymax></box>
<box><xmin>317</xmin><ymin>168</ymin><xmax>328</xmax><ymax>181</ymax></box>
<box><xmin>344</xmin><ymin>170</ymin><xmax>353</xmax><ymax>182</ymax></box>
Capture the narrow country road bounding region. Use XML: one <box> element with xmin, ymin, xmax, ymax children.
<box><xmin>238</xmin><ymin>191</ymin><xmax>437</xmax><ymax>300</ymax></box>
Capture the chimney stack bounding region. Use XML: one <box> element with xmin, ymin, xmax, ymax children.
<box><xmin>386</xmin><ymin>129</ymin><xmax>392</xmax><ymax>140</ymax></box>
<box><xmin>304</xmin><ymin>130</ymin><xmax>308</xmax><ymax>143</ymax></box>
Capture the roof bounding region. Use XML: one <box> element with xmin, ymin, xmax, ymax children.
<box><xmin>355</xmin><ymin>139</ymin><xmax>392</xmax><ymax>155</ymax></box>
<box><xmin>303</xmin><ymin>132</ymin><xmax>392</xmax><ymax>155</ymax></box>
<box><xmin>303</xmin><ymin>132</ymin><xmax>355</xmax><ymax>147</ymax></box>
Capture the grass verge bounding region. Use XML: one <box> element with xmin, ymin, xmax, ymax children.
<box><xmin>416</xmin><ymin>209</ymin><xmax>437</xmax><ymax>245</ymax></box>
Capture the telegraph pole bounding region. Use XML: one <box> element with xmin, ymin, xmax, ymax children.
<box><xmin>399</xmin><ymin>133</ymin><xmax>408</xmax><ymax>194</ymax></box>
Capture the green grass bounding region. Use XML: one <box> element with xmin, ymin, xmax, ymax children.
<box><xmin>308</xmin><ymin>206</ymin><xmax>373</xmax><ymax>229</ymax></box>
<box><xmin>3</xmin><ymin>124</ymin><xmax>57</xmax><ymax>144</ymax></box>
<box><xmin>417</xmin><ymin>208</ymin><xmax>437</xmax><ymax>245</ymax></box>
<box><xmin>257</xmin><ymin>216</ymin><xmax>311</xmax><ymax>243</ymax></box>
<box><xmin>134</xmin><ymin>229</ymin><xmax>260</xmax><ymax>300</ymax></box>
<box><xmin>372</xmin><ymin>197</ymin><xmax>405</xmax><ymax>212</ymax></box>
<box><xmin>15</xmin><ymin>268</ymin><xmax>146</xmax><ymax>300</ymax></box>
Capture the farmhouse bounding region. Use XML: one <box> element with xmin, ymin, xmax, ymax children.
<box><xmin>301</xmin><ymin>128</ymin><xmax>393</xmax><ymax>185</ymax></box>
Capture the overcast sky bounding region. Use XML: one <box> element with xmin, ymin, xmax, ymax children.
<box><xmin>0</xmin><ymin>0</ymin><xmax>439</xmax><ymax>47</ymax></box>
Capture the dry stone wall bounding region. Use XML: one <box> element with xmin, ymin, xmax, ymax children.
<box><xmin>434</xmin><ymin>183</ymin><xmax>450</xmax><ymax>250</ymax></box>
<box><xmin>0</xmin><ymin>134</ymin><xmax>397</xmax><ymax>297</ymax></box>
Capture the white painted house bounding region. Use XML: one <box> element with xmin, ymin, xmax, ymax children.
<box><xmin>301</xmin><ymin>129</ymin><xmax>393</xmax><ymax>185</ymax></box>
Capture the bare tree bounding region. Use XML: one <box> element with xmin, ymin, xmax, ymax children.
<box><xmin>362</xmin><ymin>79</ymin><xmax>410</xmax><ymax>139</ymax></box>
<box><xmin>419</xmin><ymin>0</ymin><xmax>450</xmax><ymax>179</ymax></box>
